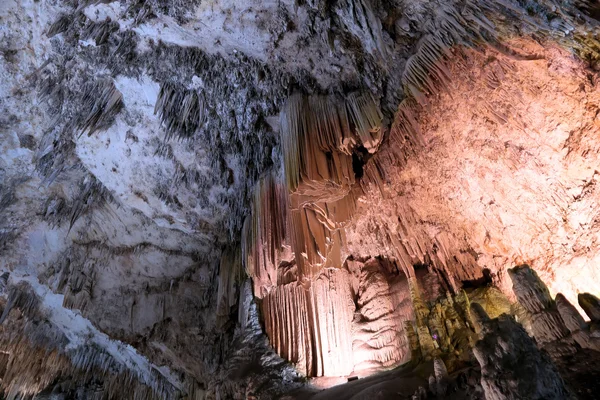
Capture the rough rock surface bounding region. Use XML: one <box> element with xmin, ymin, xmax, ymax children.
<box><xmin>260</xmin><ymin>257</ymin><xmax>413</xmax><ymax>378</ymax></box>
<box><xmin>1</xmin><ymin>0</ymin><xmax>600</xmax><ymax>398</ymax></box>
<box><xmin>472</xmin><ymin>303</ymin><xmax>572</xmax><ymax>400</ymax></box>
<box><xmin>506</xmin><ymin>265</ymin><xmax>600</xmax><ymax>400</ymax></box>
<box><xmin>579</xmin><ymin>293</ymin><xmax>600</xmax><ymax>322</ymax></box>
<box><xmin>556</xmin><ymin>293</ymin><xmax>600</xmax><ymax>351</ymax></box>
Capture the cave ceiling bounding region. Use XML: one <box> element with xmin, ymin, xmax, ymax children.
<box><xmin>1</xmin><ymin>0</ymin><xmax>600</xmax><ymax>399</ymax></box>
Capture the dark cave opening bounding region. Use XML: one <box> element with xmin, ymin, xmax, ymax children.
<box><xmin>461</xmin><ymin>268</ymin><xmax>493</xmax><ymax>290</ymax></box>
<box><xmin>352</xmin><ymin>145</ymin><xmax>369</xmax><ymax>179</ymax></box>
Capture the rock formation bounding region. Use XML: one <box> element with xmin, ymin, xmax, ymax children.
<box><xmin>472</xmin><ymin>303</ymin><xmax>572</xmax><ymax>400</ymax></box>
<box><xmin>579</xmin><ymin>293</ymin><xmax>600</xmax><ymax>322</ymax></box>
<box><xmin>508</xmin><ymin>265</ymin><xmax>576</xmax><ymax>357</ymax></box>
<box><xmin>259</xmin><ymin>256</ymin><xmax>413</xmax><ymax>377</ymax></box>
<box><xmin>557</xmin><ymin>293</ymin><xmax>600</xmax><ymax>351</ymax></box>
<box><xmin>508</xmin><ymin>265</ymin><xmax>600</xmax><ymax>360</ymax></box>
<box><xmin>1</xmin><ymin>0</ymin><xmax>600</xmax><ymax>398</ymax></box>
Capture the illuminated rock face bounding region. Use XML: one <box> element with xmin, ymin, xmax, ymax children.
<box><xmin>259</xmin><ymin>257</ymin><xmax>412</xmax><ymax>377</ymax></box>
<box><xmin>354</xmin><ymin>39</ymin><xmax>600</xmax><ymax>310</ymax></box>
<box><xmin>2</xmin><ymin>0</ymin><xmax>600</xmax><ymax>396</ymax></box>
<box><xmin>243</xmin><ymin>39</ymin><xmax>600</xmax><ymax>381</ymax></box>
<box><xmin>472</xmin><ymin>304</ymin><xmax>571</xmax><ymax>400</ymax></box>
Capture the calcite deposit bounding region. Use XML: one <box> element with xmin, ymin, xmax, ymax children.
<box><xmin>1</xmin><ymin>0</ymin><xmax>600</xmax><ymax>398</ymax></box>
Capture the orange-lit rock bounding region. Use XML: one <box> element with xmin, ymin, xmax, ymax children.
<box><xmin>355</xmin><ymin>39</ymin><xmax>600</xmax><ymax>312</ymax></box>
<box><xmin>260</xmin><ymin>257</ymin><xmax>413</xmax><ymax>378</ymax></box>
<box><xmin>246</xmin><ymin>39</ymin><xmax>600</xmax><ymax>380</ymax></box>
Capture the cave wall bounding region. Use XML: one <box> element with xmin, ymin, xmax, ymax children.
<box><xmin>355</xmin><ymin>39</ymin><xmax>600</xmax><ymax>309</ymax></box>
<box><xmin>1</xmin><ymin>0</ymin><xmax>600</xmax><ymax>398</ymax></box>
<box><xmin>244</xmin><ymin>36</ymin><xmax>600</xmax><ymax>385</ymax></box>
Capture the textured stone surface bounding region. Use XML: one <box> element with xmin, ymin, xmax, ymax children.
<box><xmin>473</xmin><ymin>306</ymin><xmax>572</xmax><ymax>400</ymax></box>
<box><xmin>579</xmin><ymin>293</ymin><xmax>600</xmax><ymax>322</ymax></box>
<box><xmin>261</xmin><ymin>257</ymin><xmax>412</xmax><ymax>378</ymax></box>
<box><xmin>556</xmin><ymin>293</ymin><xmax>600</xmax><ymax>351</ymax></box>
<box><xmin>1</xmin><ymin>0</ymin><xmax>600</xmax><ymax>398</ymax></box>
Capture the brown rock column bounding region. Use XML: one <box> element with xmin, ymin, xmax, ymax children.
<box><xmin>508</xmin><ymin>265</ymin><xmax>576</xmax><ymax>357</ymax></box>
<box><xmin>471</xmin><ymin>303</ymin><xmax>571</xmax><ymax>400</ymax></box>
<box><xmin>578</xmin><ymin>293</ymin><xmax>600</xmax><ymax>322</ymax></box>
<box><xmin>557</xmin><ymin>293</ymin><xmax>600</xmax><ymax>351</ymax></box>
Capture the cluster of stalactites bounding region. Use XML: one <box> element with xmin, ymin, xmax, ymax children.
<box><xmin>244</xmin><ymin>91</ymin><xmax>383</xmax><ymax>289</ymax></box>
<box><xmin>0</xmin><ymin>280</ymin><xmax>184</xmax><ymax>400</ymax></box>
<box><xmin>76</xmin><ymin>79</ymin><xmax>123</xmax><ymax>138</ymax></box>
<box><xmin>242</xmin><ymin>172</ymin><xmax>290</xmax><ymax>296</ymax></box>
<box><xmin>361</xmin><ymin>0</ymin><xmax>600</xmax><ymax>195</ymax></box>
<box><xmin>242</xmin><ymin>177</ymin><xmax>361</xmax><ymax>296</ymax></box>
<box><xmin>154</xmin><ymin>82</ymin><xmax>206</xmax><ymax>141</ymax></box>
<box><xmin>261</xmin><ymin>268</ymin><xmax>355</xmax><ymax>377</ymax></box>
<box><xmin>279</xmin><ymin>92</ymin><xmax>383</xmax><ymax>197</ymax></box>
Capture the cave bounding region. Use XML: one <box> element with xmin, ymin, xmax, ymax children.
<box><xmin>1</xmin><ymin>0</ymin><xmax>600</xmax><ymax>399</ymax></box>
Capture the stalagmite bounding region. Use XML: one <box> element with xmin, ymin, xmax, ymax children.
<box><xmin>472</xmin><ymin>304</ymin><xmax>571</xmax><ymax>400</ymax></box>
<box><xmin>412</xmin><ymin>386</ymin><xmax>427</xmax><ymax>400</ymax></box>
<box><xmin>469</xmin><ymin>303</ymin><xmax>490</xmax><ymax>335</ymax></box>
<box><xmin>409</xmin><ymin>278</ymin><xmax>436</xmax><ymax>359</ymax></box>
<box><xmin>556</xmin><ymin>293</ymin><xmax>600</xmax><ymax>351</ymax></box>
<box><xmin>578</xmin><ymin>293</ymin><xmax>600</xmax><ymax>322</ymax></box>
<box><xmin>508</xmin><ymin>265</ymin><xmax>576</xmax><ymax>357</ymax></box>
<box><xmin>433</xmin><ymin>357</ymin><xmax>449</xmax><ymax>397</ymax></box>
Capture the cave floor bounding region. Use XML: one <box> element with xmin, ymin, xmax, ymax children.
<box><xmin>286</xmin><ymin>361</ymin><xmax>432</xmax><ymax>400</ymax></box>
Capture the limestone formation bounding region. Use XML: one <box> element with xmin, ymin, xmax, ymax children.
<box><xmin>1</xmin><ymin>0</ymin><xmax>600</xmax><ymax>398</ymax></box>
<box><xmin>260</xmin><ymin>257</ymin><xmax>413</xmax><ymax>377</ymax></box>
<box><xmin>508</xmin><ymin>265</ymin><xmax>576</xmax><ymax>357</ymax></box>
<box><xmin>578</xmin><ymin>293</ymin><xmax>600</xmax><ymax>322</ymax></box>
<box><xmin>472</xmin><ymin>305</ymin><xmax>571</xmax><ymax>400</ymax></box>
<box><xmin>556</xmin><ymin>293</ymin><xmax>600</xmax><ymax>351</ymax></box>
<box><xmin>0</xmin><ymin>280</ymin><xmax>184</xmax><ymax>400</ymax></box>
<box><xmin>432</xmin><ymin>357</ymin><xmax>449</xmax><ymax>397</ymax></box>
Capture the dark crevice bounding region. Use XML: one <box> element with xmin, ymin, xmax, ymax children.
<box><xmin>352</xmin><ymin>145</ymin><xmax>369</xmax><ymax>179</ymax></box>
<box><xmin>461</xmin><ymin>268</ymin><xmax>493</xmax><ymax>289</ymax></box>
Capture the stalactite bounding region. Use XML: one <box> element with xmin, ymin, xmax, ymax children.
<box><xmin>154</xmin><ymin>82</ymin><xmax>206</xmax><ymax>140</ymax></box>
<box><xmin>47</xmin><ymin>14</ymin><xmax>72</xmax><ymax>38</ymax></box>
<box><xmin>62</xmin><ymin>259</ymin><xmax>95</xmax><ymax>312</ymax></box>
<box><xmin>244</xmin><ymin>171</ymin><xmax>360</xmax><ymax>296</ymax></box>
<box><xmin>345</xmin><ymin>92</ymin><xmax>383</xmax><ymax>153</ymax></box>
<box><xmin>242</xmin><ymin>172</ymin><xmax>289</xmax><ymax>296</ymax></box>
<box><xmin>0</xmin><ymin>281</ymin><xmax>182</xmax><ymax>400</ymax></box>
<box><xmin>67</xmin><ymin>172</ymin><xmax>117</xmax><ymax>231</ymax></box>
<box><xmin>82</xmin><ymin>18</ymin><xmax>119</xmax><ymax>46</ymax></box>
<box><xmin>259</xmin><ymin>258</ymin><xmax>414</xmax><ymax>377</ymax></box>
<box><xmin>77</xmin><ymin>79</ymin><xmax>124</xmax><ymax>137</ymax></box>
<box><xmin>279</xmin><ymin>92</ymin><xmax>382</xmax><ymax>195</ymax></box>
<box><xmin>216</xmin><ymin>245</ymin><xmax>244</xmax><ymax>328</ymax></box>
